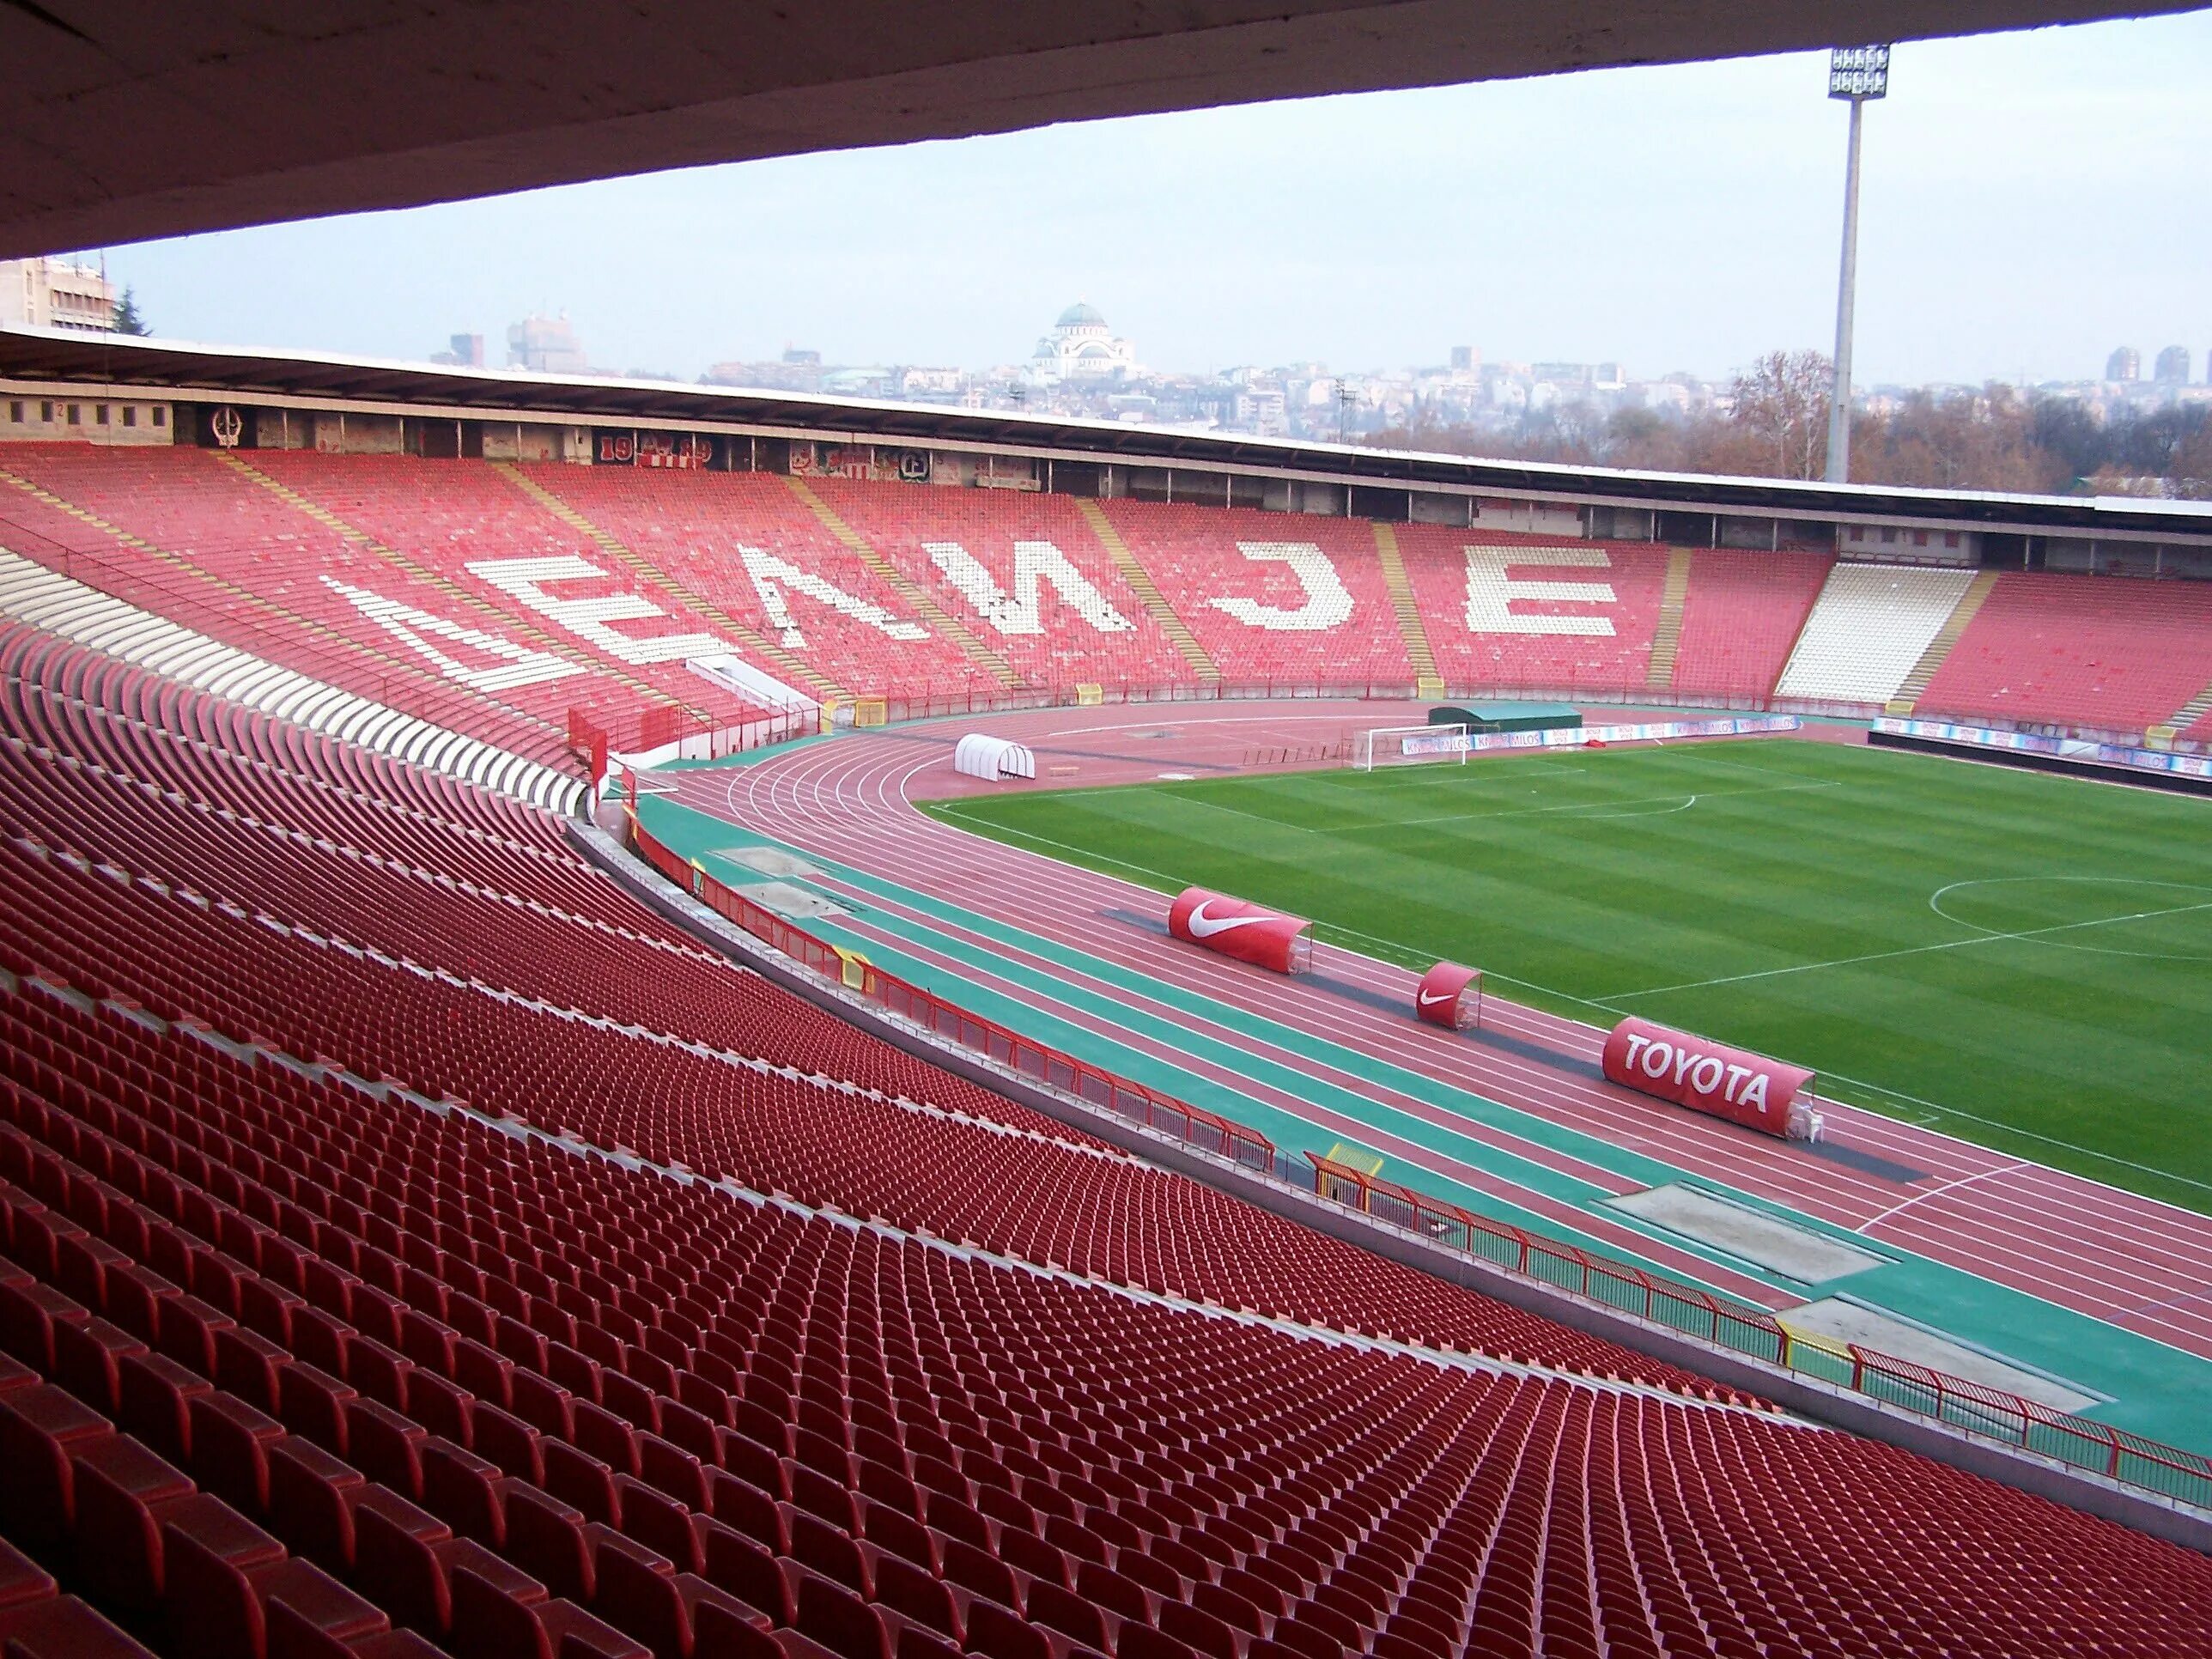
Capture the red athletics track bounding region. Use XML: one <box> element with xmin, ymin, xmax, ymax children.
<box><xmin>669</xmin><ymin>702</ymin><xmax>2212</xmax><ymax>1361</ymax></box>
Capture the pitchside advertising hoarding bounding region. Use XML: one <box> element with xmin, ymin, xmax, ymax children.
<box><xmin>1601</xmin><ymin>1018</ymin><xmax>1822</xmax><ymax>1140</ymax></box>
<box><xmin>1168</xmin><ymin>888</ymin><xmax>1315</xmax><ymax>974</ymax></box>
<box><xmin>1872</xmin><ymin>717</ymin><xmax>2212</xmax><ymax>781</ymax></box>
<box><xmin>1401</xmin><ymin>715</ymin><xmax>1800</xmax><ymax>760</ymax></box>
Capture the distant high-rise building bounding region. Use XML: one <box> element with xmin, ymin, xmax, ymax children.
<box><xmin>1449</xmin><ymin>345</ymin><xmax>1476</xmax><ymax>372</ymax></box>
<box><xmin>507</xmin><ymin>313</ymin><xmax>588</xmax><ymax>375</ymax></box>
<box><xmin>430</xmin><ymin>332</ymin><xmax>484</xmax><ymax>368</ymax></box>
<box><xmin>2153</xmin><ymin>345</ymin><xmax>2191</xmax><ymax>385</ymax></box>
<box><xmin>0</xmin><ymin>256</ymin><xmax>118</xmax><ymax>332</ymax></box>
<box><xmin>2106</xmin><ymin>345</ymin><xmax>2141</xmax><ymax>382</ymax></box>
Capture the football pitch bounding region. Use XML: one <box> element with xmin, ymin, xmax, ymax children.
<box><xmin>923</xmin><ymin>738</ymin><xmax>2212</xmax><ymax>1215</ymax></box>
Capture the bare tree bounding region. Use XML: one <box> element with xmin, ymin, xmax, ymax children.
<box><xmin>1727</xmin><ymin>349</ymin><xmax>1832</xmax><ymax>481</ymax></box>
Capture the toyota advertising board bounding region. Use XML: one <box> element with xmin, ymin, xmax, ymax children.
<box><xmin>1601</xmin><ymin>1018</ymin><xmax>1820</xmax><ymax>1139</ymax></box>
<box><xmin>1167</xmin><ymin>888</ymin><xmax>1315</xmax><ymax>975</ymax></box>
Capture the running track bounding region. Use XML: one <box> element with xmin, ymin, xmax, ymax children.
<box><xmin>665</xmin><ymin>703</ymin><xmax>2212</xmax><ymax>1376</ymax></box>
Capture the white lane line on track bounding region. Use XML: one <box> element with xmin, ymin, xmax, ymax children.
<box><xmin>700</xmin><ymin>721</ymin><xmax>2212</xmax><ymax>1339</ymax></box>
<box><xmin>1805</xmin><ymin>1065</ymin><xmax>2212</xmax><ymax>1200</ymax></box>
<box><xmin>1855</xmin><ymin>1162</ymin><xmax>2034</xmax><ymax>1235</ymax></box>
<box><xmin>827</xmin><ymin>870</ymin><xmax>2212</xmax><ymax>1332</ymax></box>
<box><xmin>812</xmin><ymin>896</ymin><xmax>1795</xmax><ymax>1308</ymax></box>
<box><xmin>1603</xmin><ymin>897</ymin><xmax>2212</xmax><ymax>1002</ymax></box>
<box><xmin>823</xmin><ymin>813</ymin><xmax>2212</xmax><ymax>1353</ymax></box>
<box><xmin>741</xmin><ymin>739</ymin><xmax>2212</xmax><ymax>1238</ymax></box>
<box><xmin>925</xmin><ymin>805</ymin><xmax>1185</xmax><ymax>888</ymax></box>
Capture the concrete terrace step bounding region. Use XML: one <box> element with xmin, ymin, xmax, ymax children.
<box><xmin>1372</xmin><ymin>523</ymin><xmax>1442</xmax><ymax>697</ymax></box>
<box><xmin>1645</xmin><ymin>546</ymin><xmax>1696</xmax><ymax>690</ymax></box>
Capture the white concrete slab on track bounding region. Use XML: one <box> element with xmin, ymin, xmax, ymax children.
<box><xmin>1607</xmin><ymin>1184</ymin><xmax>1887</xmax><ymax>1285</ymax></box>
<box><xmin>1780</xmin><ymin>1299</ymin><xmax>2100</xmax><ymax>1413</ymax></box>
<box><xmin>718</xmin><ymin>846</ymin><xmax>823</xmax><ymax>880</ymax></box>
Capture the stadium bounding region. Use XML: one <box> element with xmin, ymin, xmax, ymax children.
<box><xmin>4</xmin><ymin>6</ymin><xmax>2212</xmax><ymax>1658</ymax></box>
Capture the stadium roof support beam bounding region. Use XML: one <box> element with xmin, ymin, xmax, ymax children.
<box><xmin>1</xmin><ymin>0</ymin><xmax>2199</xmax><ymax>258</ymax></box>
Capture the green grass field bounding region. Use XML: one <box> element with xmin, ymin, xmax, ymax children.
<box><xmin>924</xmin><ymin>738</ymin><xmax>2212</xmax><ymax>1214</ymax></box>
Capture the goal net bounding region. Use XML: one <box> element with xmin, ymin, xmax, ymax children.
<box><xmin>1350</xmin><ymin>724</ymin><xmax>1470</xmax><ymax>771</ymax></box>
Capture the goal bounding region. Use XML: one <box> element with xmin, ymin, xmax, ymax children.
<box><xmin>1350</xmin><ymin>723</ymin><xmax>1470</xmax><ymax>771</ymax></box>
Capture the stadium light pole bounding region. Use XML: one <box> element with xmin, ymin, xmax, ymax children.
<box><xmin>1825</xmin><ymin>45</ymin><xmax>1889</xmax><ymax>485</ymax></box>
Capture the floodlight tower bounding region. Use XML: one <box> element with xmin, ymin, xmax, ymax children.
<box><xmin>1825</xmin><ymin>45</ymin><xmax>1889</xmax><ymax>484</ymax></box>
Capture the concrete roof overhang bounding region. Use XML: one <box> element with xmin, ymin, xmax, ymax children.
<box><xmin>3</xmin><ymin>0</ymin><xmax>2195</xmax><ymax>258</ymax></box>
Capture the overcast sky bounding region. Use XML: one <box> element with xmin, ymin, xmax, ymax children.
<box><xmin>100</xmin><ymin>9</ymin><xmax>2210</xmax><ymax>390</ymax></box>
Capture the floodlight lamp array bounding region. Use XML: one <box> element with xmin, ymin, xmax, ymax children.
<box><xmin>1828</xmin><ymin>45</ymin><xmax>1891</xmax><ymax>100</ymax></box>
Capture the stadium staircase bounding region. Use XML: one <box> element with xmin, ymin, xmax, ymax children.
<box><xmin>493</xmin><ymin>465</ymin><xmax>842</xmax><ymax>706</ymax></box>
<box><xmin>1775</xmin><ymin>564</ymin><xmax>1979</xmax><ymax>709</ymax></box>
<box><xmin>1073</xmin><ymin>501</ymin><xmax>1218</xmax><ymax>684</ymax></box>
<box><xmin>1369</xmin><ymin>526</ymin><xmax>1444</xmax><ymax>700</ymax></box>
<box><xmin>6</xmin><ymin>620</ymin><xmax>2212</xmax><ymax>1656</ymax></box>
<box><xmin>1643</xmin><ymin>549</ymin><xmax>1695</xmax><ymax>692</ymax></box>
<box><xmin>1886</xmin><ymin>569</ymin><xmax>2001</xmax><ymax>714</ymax></box>
<box><xmin>2164</xmin><ymin>677</ymin><xmax>2212</xmax><ymax>743</ymax></box>
<box><xmin>783</xmin><ymin>479</ymin><xmax>1021</xmax><ymax>693</ymax></box>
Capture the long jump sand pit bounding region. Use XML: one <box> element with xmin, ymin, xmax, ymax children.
<box><xmin>1781</xmin><ymin>1298</ymin><xmax>2099</xmax><ymax>1414</ymax></box>
<box><xmin>1607</xmin><ymin>1183</ymin><xmax>1886</xmax><ymax>1285</ymax></box>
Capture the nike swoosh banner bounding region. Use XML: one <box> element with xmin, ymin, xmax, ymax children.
<box><xmin>1168</xmin><ymin>887</ymin><xmax>1314</xmax><ymax>975</ymax></box>
<box><xmin>1601</xmin><ymin>1017</ymin><xmax>1815</xmax><ymax>1138</ymax></box>
<box><xmin>1414</xmin><ymin>962</ymin><xmax>1482</xmax><ymax>1029</ymax></box>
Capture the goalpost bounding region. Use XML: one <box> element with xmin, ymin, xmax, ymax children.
<box><xmin>1350</xmin><ymin>723</ymin><xmax>1471</xmax><ymax>771</ymax></box>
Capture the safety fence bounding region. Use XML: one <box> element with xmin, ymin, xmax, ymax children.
<box><xmin>1307</xmin><ymin>1155</ymin><xmax>2212</xmax><ymax>1510</ymax></box>
<box><xmin>627</xmin><ymin>811</ymin><xmax>1272</xmax><ymax>1173</ymax></box>
<box><xmin>569</xmin><ymin>702</ymin><xmax>818</xmax><ymax>774</ymax></box>
<box><xmin>623</xmin><ymin>800</ymin><xmax>2212</xmax><ymax>1514</ymax></box>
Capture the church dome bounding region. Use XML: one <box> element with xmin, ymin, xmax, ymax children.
<box><xmin>1055</xmin><ymin>301</ymin><xmax>1106</xmax><ymax>329</ymax></box>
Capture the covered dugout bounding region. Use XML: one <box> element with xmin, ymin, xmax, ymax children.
<box><xmin>952</xmin><ymin>733</ymin><xmax>1036</xmax><ymax>781</ymax></box>
<box><xmin>1168</xmin><ymin>888</ymin><xmax>1314</xmax><ymax>975</ymax></box>
<box><xmin>1429</xmin><ymin>702</ymin><xmax>1583</xmax><ymax>735</ymax></box>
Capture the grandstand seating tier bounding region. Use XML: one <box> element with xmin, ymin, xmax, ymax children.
<box><xmin>3</xmin><ymin>586</ymin><xmax>2211</xmax><ymax>1658</ymax></box>
<box><xmin>519</xmin><ymin>466</ymin><xmax>992</xmax><ymax>701</ymax></box>
<box><xmin>1393</xmin><ymin>531</ymin><xmax>1672</xmax><ymax>695</ymax></box>
<box><xmin>1669</xmin><ymin>551</ymin><xmax>1834</xmax><ymax>702</ymax></box>
<box><xmin>1773</xmin><ymin>565</ymin><xmax>1978</xmax><ymax>707</ymax></box>
<box><xmin>1093</xmin><ymin>504</ymin><xmax>1415</xmax><ymax>689</ymax></box>
<box><xmin>7</xmin><ymin>450</ymin><xmax>2209</xmax><ymax>744</ymax></box>
<box><xmin>803</xmin><ymin>479</ymin><xmax>1198</xmax><ymax>691</ymax></box>
<box><xmin>1916</xmin><ymin>571</ymin><xmax>2212</xmax><ymax>734</ymax></box>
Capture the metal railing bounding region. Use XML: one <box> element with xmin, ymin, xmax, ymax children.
<box><xmin>625</xmin><ymin>800</ymin><xmax>2212</xmax><ymax>1513</ymax></box>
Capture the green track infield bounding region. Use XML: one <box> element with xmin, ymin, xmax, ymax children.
<box><xmin>921</xmin><ymin>738</ymin><xmax>2212</xmax><ymax>1215</ymax></box>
